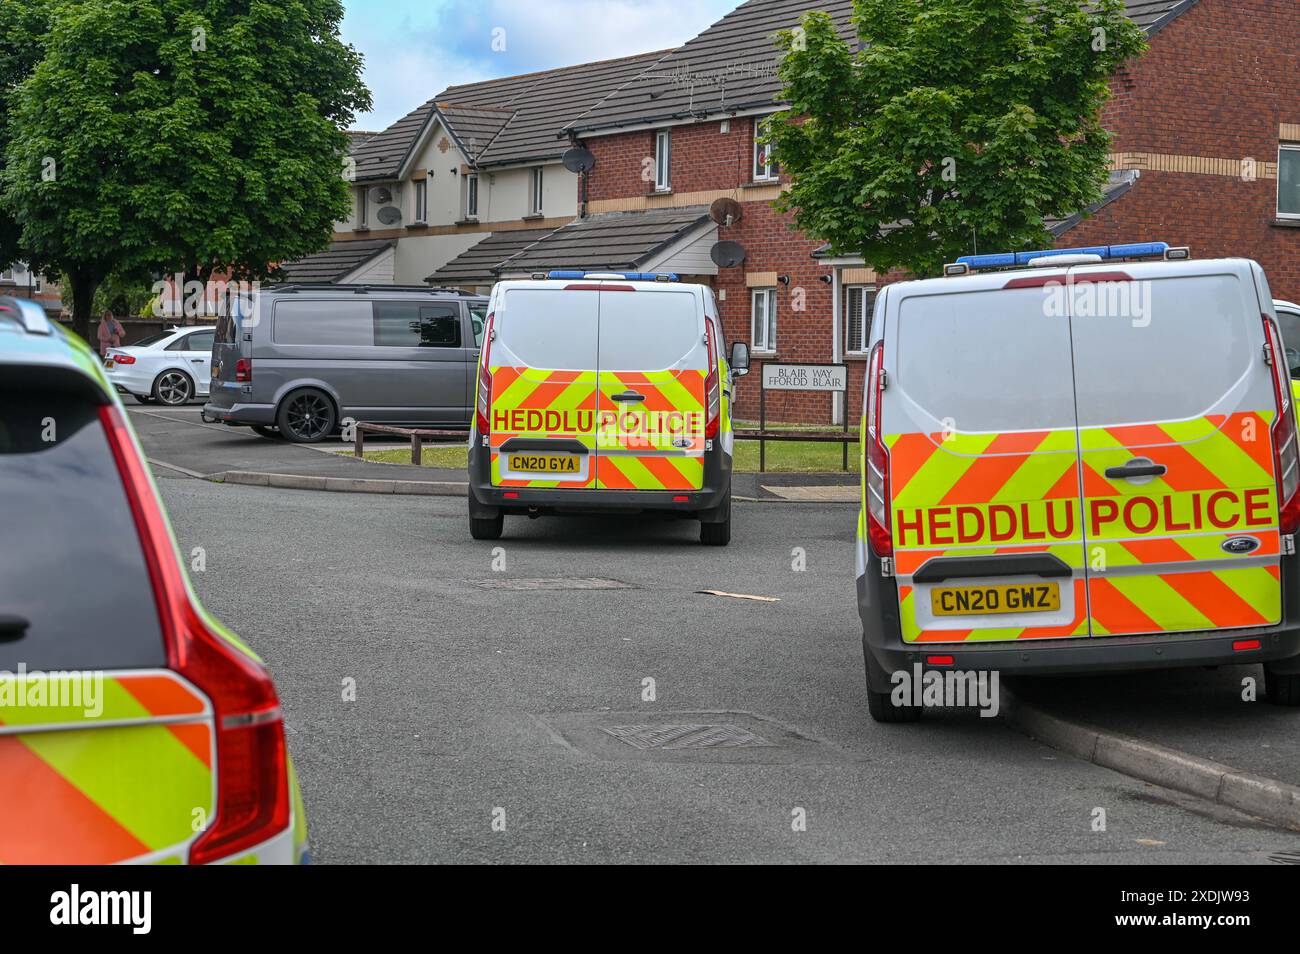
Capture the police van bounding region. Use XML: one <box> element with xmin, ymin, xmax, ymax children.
<box><xmin>467</xmin><ymin>271</ymin><xmax>748</xmax><ymax>544</ymax></box>
<box><xmin>855</xmin><ymin>242</ymin><xmax>1300</xmax><ymax>721</ymax></box>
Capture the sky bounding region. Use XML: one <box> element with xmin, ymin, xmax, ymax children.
<box><xmin>341</xmin><ymin>0</ymin><xmax>739</xmax><ymax>130</ymax></box>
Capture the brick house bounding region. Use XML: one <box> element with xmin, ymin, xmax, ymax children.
<box><xmin>485</xmin><ymin>0</ymin><xmax>1296</xmax><ymax>424</ymax></box>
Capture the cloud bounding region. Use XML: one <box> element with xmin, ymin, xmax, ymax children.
<box><xmin>343</xmin><ymin>0</ymin><xmax>736</xmax><ymax>129</ymax></box>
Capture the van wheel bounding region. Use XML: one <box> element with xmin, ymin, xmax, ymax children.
<box><xmin>153</xmin><ymin>370</ymin><xmax>194</xmax><ymax>406</ymax></box>
<box><xmin>277</xmin><ymin>389</ymin><xmax>336</xmax><ymax>443</ymax></box>
<box><xmin>469</xmin><ymin>512</ymin><xmax>504</xmax><ymax>540</ymax></box>
<box><xmin>865</xmin><ymin>650</ymin><xmax>921</xmax><ymax>723</ymax></box>
<box><xmin>1264</xmin><ymin>666</ymin><xmax>1300</xmax><ymax>706</ymax></box>
<box><xmin>699</xmin><ymin>492</ymin><xmax>731</xmax><ymax>546</ymax></box>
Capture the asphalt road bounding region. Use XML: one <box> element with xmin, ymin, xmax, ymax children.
<box><xmin>155</xmin><ymin>472</ymin><xmax>1300</xmax><ymax>863</ymax></box>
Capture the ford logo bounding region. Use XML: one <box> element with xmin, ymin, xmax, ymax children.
<box><xmin>672</xmin><ymin>438</ymin><xmax>692</xmax><ymax>449</ymax></box>
<box><xmin>1222</xmin><ymin>536</ymin><xmax>1261</xmax><ymax>555</ymax></box>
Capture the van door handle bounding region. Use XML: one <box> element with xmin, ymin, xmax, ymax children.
<box><xmin>1104</xmin><ymin>461</ymin><xmax>1167</xmax><ymax>480</ymax></box>
<box><xmin>612</xmin><ymin>390</ymin><xmax>645</xmax><ymax>403</ymax></box>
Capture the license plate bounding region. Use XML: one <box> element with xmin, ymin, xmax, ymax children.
<box><xmin>930</xmin><ymin>582</ymin><xmax>1060</xmax><ymax>617</ymax></box>
<box><xmin>508</xmin><ymin>453</ymin><xmax>579</xmax><ymax>474</ymax></box>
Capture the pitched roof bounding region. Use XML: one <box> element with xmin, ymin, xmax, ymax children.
<box><xmin>565</xmin><ymin>0</ymin><xmax>1198</xmax><ymax>135</ymax></box>
<box><xmin>275</xmin><ymin>239</ymin><xmax>395</xmax><ymax>283</ymax></box>
<box><xmin>495</xmin><ymin>207</ymin><xmax>713</xmax><ymax>274</ymax></box>
<box><xmin>350</xmin><ymin>50</ymin><xmax>670</xmax><ymax>181</ymax></box>
<box><xmin>424</xmin><ymin>228</ymin><xmax>557</xmax><ymax>286</ymax></box>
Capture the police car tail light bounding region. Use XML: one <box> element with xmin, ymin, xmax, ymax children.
<box><xmin>704</xmin><ymin>322</ymin><xmax>720</xmax><ymax>439</ymax></box>
<box><xmin>865</xmin><ymin>341</ymin><xmax>892</xmax><ymax>556</ymax></box>
<box><xmin>1263</xmin><ymin>314</ymin><xmax>1300</xmax><ymax>533</ymax></box>
<box><xmin>476</xmin><ymin>312</ymin><xmax>495</xmax><ymax>435</ymax></box>
<box><xmin>100</xmin><ymin>404</ymin><xmax>291</xmax><ymax>864</ymax></box>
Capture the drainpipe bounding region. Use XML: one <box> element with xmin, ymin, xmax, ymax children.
<box><xmin>831</xmin><ymin>265</ymin><xmax>843</xmax><ymax>426</ymax></box>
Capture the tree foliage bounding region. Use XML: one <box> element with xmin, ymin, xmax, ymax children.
<box><xmin>768</xmin><ymin>0</ymin><xmax>1147</xmax><ymax>278</ymax></box>
<box><xmin>1</xmin><ymin>0</ymin><xmax>369</xmax><ymax>335</ymax></box>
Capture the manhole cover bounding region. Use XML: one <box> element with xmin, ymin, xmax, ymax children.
<box><xmin>469</xmin><ymin>577</ymin><xmax>633</xmax><ymax>590</ymax></box>
<box><xmin>601</xmin><ymin>723</ymin><xmax>771</xmax><ymax>750</ymax></box>
<box><xmin>1269</xmin><ymin>851</ymin><xmax>1300</xmax><ymax>865</ymax></box>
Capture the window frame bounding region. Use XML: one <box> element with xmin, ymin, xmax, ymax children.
<box><xmin>844</xmin><ymin>285</ymin><xmax>876</xmax><ymax>355</ymax></box>
<box><xmin>752</xmin><ymin>119</ymin><xmax>779</xmax><ymax>182</ymax></box>
<box><xmin>413</xmin><ymin>177</ymin><xmax>428</xmax><ymax>224</ymax></box>
<box><xmin>1279</xmin><ymin>144</ymin><xmax>1300</xmax><ymax>220</ymax></box>
<box><xmin>751</xmin><ymin>287</ymin><xmax>777</xmax><ymax>354</ymax></box>
<box><xmin>654</xmin><ymin>129</ymin><xmax>671</xmax><ymax>192</ymax></box>
<box><xmin>530</xmin><ymin>167</ymin><xmax>544</xmax><ymax>215</ymax></box>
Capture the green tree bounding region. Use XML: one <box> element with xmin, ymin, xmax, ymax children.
<box><xmin>768</xmin><ymin>0</ymin><xmax>1147</xmax><ymax>278</ymax></box>
<box><xmin>2</xmin><ymin>0</ymin><xmax>369</xmax><ymax>339</ymax></box>
<box><xmin>0</xmin><ymin>0</ymin><xmax>52</xmax><ymax>269</ymax></box>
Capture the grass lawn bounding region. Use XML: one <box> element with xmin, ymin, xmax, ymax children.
<box><xmin>346</xmin><ymin>427</ymin><xmax>859</xmax><ymax>474</ymax></box>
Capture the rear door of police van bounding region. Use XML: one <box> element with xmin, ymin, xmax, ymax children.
<box><xmin>1067</xmin><ymin>260</ymin><xmax>1285</xmax><ymax>636</ymax></box>
<box><xmin>595</xmin><ymin>284</ymin><xmax>708</xmax><ymax>491</ymax></box>
<box><xmin>882</xmin><ymin>272</ymin><xmax>1090</xmax><ymax>643</ymax></box>
<box><xmin>487</xmin><ymin>285</ymin><xmax>600</xmax><ymax>488</ymax></box>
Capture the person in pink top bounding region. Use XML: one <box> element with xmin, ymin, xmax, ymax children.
<box><xmin>96</xmin><ymin>309</ymin><xmax>124</xmax><ymax>357</ymax></box>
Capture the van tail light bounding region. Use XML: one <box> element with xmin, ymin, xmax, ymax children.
<box><xmin>1263</xmin><ymin>314</ymin><xmax>1300</xmax><ymax>534</ymax></box>
<box><xmin>864</xmin><ymin>340</ymin><xmax>892</xmax><ymax>556</ymax></box>
<box><xmin>100</xmin><ymin>405</ymin><xmax>290</xmax><ymax>864</ymax></box>
<box><xmin>476</xmin><ymin>312</ymin><xmax>495</xmax><ymax>435</ymax></box>
<box><xmin>234</xmin><ymin>357</ymin><xmax>252</xmax><ymax>382</ymax></box>
<box><xmin>111</xmin><ymin>353</ymin><xmax>135</xmax><ymax>365</ymax></box>
<box><xmin>703</xmin><ymin>322</ymin><xmax>720</xmax><ymax>440</ymax></box>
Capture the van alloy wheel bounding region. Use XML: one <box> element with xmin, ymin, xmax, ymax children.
<box><xmin>283</xmin><ymin>392</ymin><xmax>333</xmax><ymax>441</ymax></box>
<box><xmin>154</xmin><ymin>371</ymin><xmax>193</xmax><ymax>405</ymax></box>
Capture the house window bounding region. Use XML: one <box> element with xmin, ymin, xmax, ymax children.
<box><xmin>1279</xmin><ymin>145</ymin><xmax>1300</xmax><ymax>218</ymax></box>
<box><xmin>466</xmin><ymin>173</ymin><xmax>479</xmax><ymax>219</ymax></box>
<box><xmin>530</xmin><ymin>167</ymin><xmax>544</xmax><ymax>215</ymax></box>
<box><xmin>753</xmin><ymin>120</ymin><xmax>779</xmax><ymax>181</ymax></box>
<box><xmin>32</xmin><ymin>273</ymin><xmax>42</xmax><ymax>293</ymax></box>
<box><xmin>654</xmin><ymin>129</ymin><xmax>671</xmax><ymax>191</ymax></box>
<box><xmin>0</xmin><ymin>267</ymin><xmax>12</xmax><ymax>283</ymax></box>
<box><xmin>845</xmin><ymin>285</ymin><xmax>876</xmax><ymax>353</ymax></box>
<box><xmin>357</xmin><ymin>186</ymin><xmax>368</xmax><ymax>228</ymax></box>
<box><xmin>413</xmin><ymin>178</ymin><xmax>428</xmax><ymax>224</ymax></box>
<box><xmin>751</xmin><ymin>287</ymin><xmax>777</xmax><ymax>353</ymax></box>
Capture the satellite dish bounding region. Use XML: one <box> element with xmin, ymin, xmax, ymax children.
<box><xmin>376</xmin><ymin>206</ymin><xmax>402</xmax><ymax>226</ymax></box>
<box><xmin>562</xmin><ymin>147</ymin><xmax>596</xmax><ymax>174</ymax></box>
<box><xmin>368</xmin><ymin>186</ymin><xmax>393</xmax><ymax>205</ymax></box>
<box><xmin>709</xmin><ymin>197</ymin><xmax>743</xmax><ymax>227</ymax></box>
<box><xmin>709</xmin><ymin>240</ymin><xmax>746</xmax><ymax>269</ymax></box>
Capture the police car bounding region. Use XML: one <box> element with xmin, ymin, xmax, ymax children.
<box><xmin>467</xmin><ymin>271</ymin><xmax>748</xmax><ymax>544</ymax></box>
<box><xmin>855</xmin><ymin>242</ymin><xmax>1300</xmax><ymax>721</ymax></box>
<box><xmin>0</xmin><ymin>298</ymin><xmax>307</xmax><ymax>862</ymax></box>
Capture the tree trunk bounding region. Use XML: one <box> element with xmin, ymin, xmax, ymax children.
<box><xmin>69</xmin><ymin>271</ymin><xmax>98</xmax><ymax>343</ymax></box>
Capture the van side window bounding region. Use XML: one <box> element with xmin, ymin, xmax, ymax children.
<box><xmin>272</xmin><ymin>301</ymin><xmax>373</xmax><ymax>346</ymax></box>
<box><xmin>373</xmin><ymin>301</ymin><xmax>462</xmax><ymax>348</ymax></box>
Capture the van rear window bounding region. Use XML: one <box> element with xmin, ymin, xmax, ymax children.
<box><xmin>499</xmin><ymin>289</ymin><xmax>598</xmax><ymax>369</ymax></box>
<box><xmin>895</xmin><ymin>287</ymin><xmax>1078</xmax><ymax>431</ymax></box>
<box><xmin>0</xmin><ymin>390</ymin><xmax>166</xmax><ymax>671</ymax></box>
<box><xmin>598</xmin><ymin>291</ymin><xmax>700</xmax><ymax>371</ymax></box>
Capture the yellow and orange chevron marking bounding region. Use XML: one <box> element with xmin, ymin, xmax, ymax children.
<box><xmin>0</xmin><ymin>671</ymin><xmax>213</xmax><ymax>864</ymax></box>
<box><xmin>883</xmin><ymin>412</ymin><xmax>1282</xmax><ymax>643</ymax></box>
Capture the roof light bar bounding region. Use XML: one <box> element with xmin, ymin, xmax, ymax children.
<box><xmin>544</xmin><ymin>270</ymin><xmax>679</xmax><ymax>282</ymax></box>
<box><xmin>953</xmin><ymin>242</ymin><xmax>1176</xmax><ymax>273</ymax></box>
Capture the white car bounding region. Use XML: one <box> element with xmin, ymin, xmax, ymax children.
<box><xmin>103</xmin><ymin>325</ymin><xmax>215</xmax><ymax>405</ymax></box>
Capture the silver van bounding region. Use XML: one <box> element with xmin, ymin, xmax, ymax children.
<box><xmin>203</xmin><ymin>284</ymin><xmax>489</xmax><ymax>442</ymax></box>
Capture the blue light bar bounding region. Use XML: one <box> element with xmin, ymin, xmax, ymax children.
<box><xmin>956</xmin><ymin>242</ymin><xmax>1171</xmax><ymax>271</ymax></box>
<box><xmin>545</xmin><ymin>270</ymin><xmax>679</xmax><ymax>281</ymax></box>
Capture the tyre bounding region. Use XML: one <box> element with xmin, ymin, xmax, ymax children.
<box><xmin>699</xmin><ymin>491</ymin><xmax>731</xmax><ymax>546</ymax></box>
<box><xmin>276</xmin><ymin>388</ymin><xmax>336</xmax><ymax>443</ymax></box>
<box><xmin>132</xmin><ymin>394</ymin><xmax>155</xmax><ymax>405</ymax></box>
<box><xmin>252</xmin><ymin>425</ymin><xmax>281</xmax><ymax>439</ymax></box>
<box><xmin>152</xmin><ymin>370</ymin><xmax>194</xmax><ymax>406</ymax></box>
<box><xmin>865</xmin><ymin>648</ymin><xmax>921</xmax><ymax>723</ymax></box>
<box><xmin>1264</xmin><ymin>665</ymin><xmax>1300</xmax><ymax>706</ymax></box>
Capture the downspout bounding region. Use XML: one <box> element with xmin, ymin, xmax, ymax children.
<box><xmin>831</xmin><ymin>265</ymin><xmax>843</xmax><ymax>426</ymax></box>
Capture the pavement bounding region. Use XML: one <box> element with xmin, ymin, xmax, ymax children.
<box><xmin>154</xmin><ymin>475</ymin><xmax>1300</xmax><ymax>863</ymax></box>
<box><xmin>132</xmin><ymin>403</ymin><xmax>1300</xmax><ymax>845</ymax></box>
